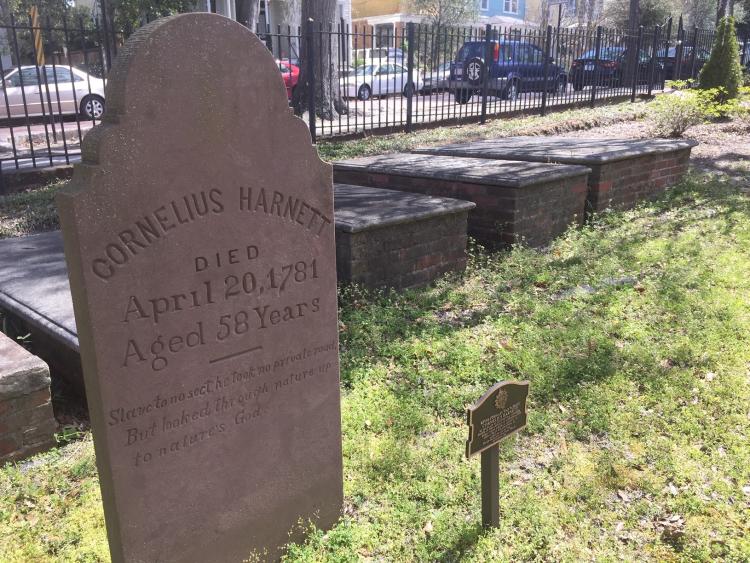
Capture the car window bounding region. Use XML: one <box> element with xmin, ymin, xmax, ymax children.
<box><xmin>7</xmin><ymin>68</ymin><xmax>41</xmax><ymax>87</ymax></box>
<box><xmin>392</xmin><ymin>64</ymin><xmax>405</xmax><ymax>73</ymax></box>
<box><xmin>517</xmin><ymin>45</ymin><xmax>542</xmax><ymax>64</ymax></box>
<box><xmin>456</xmin><ymin>43</ymin><xmax>485</xmax><ymax>61</ymax></box>
<box><xmin>355</xmin><ymin>65</ymin><xmax>376</xmax><ymax>75</ymax></box>
<box><xmin>45</xmin><ymin>66</ymin><xmax>73</xmax><ymax>83</ymax></box>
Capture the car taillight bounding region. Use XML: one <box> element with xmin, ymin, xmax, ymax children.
<box><xmin>571</xmin><ymin>61</ymin><xmax>581</xmax><ymax>68</ymax></box>
<box><xmin>493</xmin><ymin>43</ymin><xmax>499</xmax><ymax>63</ymax></box>
<box><xmin>602</xmin><ymin>61</ymin><xmax>617</xmax><ymax>68</ymax></box>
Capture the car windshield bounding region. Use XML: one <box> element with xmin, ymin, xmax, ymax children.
<box><xmin>354</xmin><ymin>65</ymin><xmax>376</xmax><ymax>76</ymax></box>
<box><xmin>456</xmin><ymin>42</ymin><xmax>512</xmax><ymax>62</ymax></box>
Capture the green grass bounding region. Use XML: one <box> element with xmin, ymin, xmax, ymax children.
<box><xmin>317</xmin><ymin>100</ymin><xmax>646</xmax><ymax>162</ymax></box>
<box><xmin>0</xmin><ymin>182</ymin><xmax>65</xmax><ymax>239</ymax></box>
<box><xmin>0</xmin><ymin>100</ymin><xmax>645</xmax><ymax>241</ymax></box>
<box><xmin>2</xmin><ymin>171</ymin><xmax>749</xmax><ymax>562</ymax></box>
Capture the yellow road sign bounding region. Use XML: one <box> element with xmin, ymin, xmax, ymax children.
<box><xmin>29</xmin><ymin>6</ymin><xmax>44</xmax><ymax>66</ymax></box>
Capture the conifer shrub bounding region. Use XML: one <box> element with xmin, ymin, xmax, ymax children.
<box><xmin>699</xmin><ymin>17</ymin><xmax>742</xmax><ymax>100</ymax></box>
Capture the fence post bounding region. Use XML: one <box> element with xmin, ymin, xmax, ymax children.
<box><xmin>648</xmin><ymin>25</ymin><xmax>660</xmax><ymax>96</ymax></box>
<box><xmin>406</xmin><ymin>22</ymin><xmax>415</xmax><ymax>133</ymax></box>
<box><xmin>631</xmin><ymin>26</ymin><xmax>643</xmax><ymax>103</ymax></box>
<box><xmin>480</xmin><ymin>23</ymin><xmax>492</xmax><ymax>125</ymax></box>
<box><xmin>99</xmin><ymin>0</ymin><xmax>113</xmax><ymax>71</ymax></box>
<box><xmin>688</xmin><ymin>27</ymin><xmax>698</xmax><ymax>81</ymax></box>
<box><xmin>742</xmin><ymin>32</ymin><xmax>749</xmax><ymax>67</ymax></box>
<box><xmin>540</xmin><ymin>25</ymin><xmax>552</xmax><ymax>116</ymax></box>
<box><xmin>590</xmin><ymin>26</ymin><xmax>602</xmax><ymax>109</ymax></box>
<box><xmin>305</xmin><ymin>18</ymin><xmax>317</xmax><ymax>143</ymax></box>
<box><xmin>674</xmin><ymin>15</ymin><xmax>684</xmax><ymax>82</ymax></box>
<box><xmin>662</xmin><ymin>17</ymin><xmax>672</xmax><ymax>89</ymax></box>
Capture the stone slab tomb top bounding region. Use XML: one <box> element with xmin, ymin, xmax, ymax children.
<box><xmin>334</xmin><ymin>153</ymin><xmax>591</xmax><ymax>188</ymax></box>
<box><xmin>56</xmin><ymin>14</ymin><xmax>341</xmax><ymax>563</ymax></box>
<box><xmin>0</xmin><ymin>331</ymin><xmax>51</xmax><ymax>400</ymax></box>
<box><xmin>333</xmin><ymin>183</ymin><xmax>475</xmax><ymax>233</ymax></box>
<box><xmin>0</xmin><ymin>231</ymin><xmax>77</xmax><ymax>352</ymax></box>
<box><xmin>412</xmin><ymin>136</ymin><xmax>699</xmax><ymax>165</ymax></box>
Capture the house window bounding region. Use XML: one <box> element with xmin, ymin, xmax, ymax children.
<box><xmin>375</xmin><ymin>23</ymin><xmax>394</xmax><ymax>48</ymax></box>
<box><xmin>503</xmin><ymin>0</ymin><xmax>519</xmax><ymax>14</ymax></box>
<box><xmin>480</xmin><ymin>0</ymin><xmax>489</xmax><ymax>10</ymax></box>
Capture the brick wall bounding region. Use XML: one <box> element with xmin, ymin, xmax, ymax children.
<box><xmin>587</xmin><ymin>148</ymin><xmax>692</xmax><ymax>212</ymax></box>
<box><xmin>1</xmin><ymin>333</ymin><xmax>57</xmax><ymax>464</ymax></box>
<box><xmin>334</xmin><ymin>169</ymin><xmax>589</xmax><ymax>248</ymax></box>
<box><xmin>336</xmin><ymin>211</ymin><xmax>470</xmax><ymax>289</ymax></box>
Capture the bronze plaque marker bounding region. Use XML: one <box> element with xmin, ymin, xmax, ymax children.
<box><xmin>466</xmin><ymin>380</ymin><xmax>529</xmax><ymax>528</ymax></box>
<box><xmin>57</xmin><ymin>14</ymin><xmax>342</xmax><ymax>563</ymax></box>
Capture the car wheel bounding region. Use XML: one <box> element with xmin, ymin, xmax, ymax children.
<box><xmin>357</xmin><ymin>84</ymin><xmax>372</xmax><ymax>101</ymax></box>
<box><xmin>573</xmin><ymin>82</ymin><xmax>583</xmax><ymax>91</ymax></box>
<box><xmin>454</xmin><ymin>88</ymin><xmax>472</xmax><ymax>104</ymax></box>
<box><xmin>503</xmin><ymin>80</ymin><xmax>519</xmax><ymax>101</ymax></box>
<box><xmin>402</xmin><ymin>82</ymin><xmax>415</xmax><ymax>97</ymax></box>
<box><xmin>81</xmin><ymin>94</ymin><xmax>105</xmax><ymax>119</ymax></box>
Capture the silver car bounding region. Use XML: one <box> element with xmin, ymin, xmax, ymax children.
<box><xmin>1</xmin><ymin>65</ymin><xmax>105</xmax><ymax>119</ymax></box>
<box><xmin>340</xmin><ymin>63</ymin><xmax>422</xmax><ymax>101</ymax></box>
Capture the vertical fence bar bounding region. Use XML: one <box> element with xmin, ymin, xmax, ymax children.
<box><xmin>305</xmin><ymin>18</ymin><xmax>316</xmax><ymax>143</ymax></box>
<box><xmin>690</xmin><ymin>27</ymin><xmax>698</xmax><ymax>80</ymax></box>
<box><xmin>648</xmin><ymin>25</ymin><xmax>659</xmax><ymax>96</ymax></box>
<box><xmin>480</xmin><ymin>23</ymin><xmax>492</xmax><ymax>124</ymax></box>
<box><xmin>674</xmin><ymin>22</ymin><xmax>684</xmax><ymax>81</ymax></box>
<box><xmin>631</xmin><ymin>26</ymin><xmax>642</xmax><ymax>102</ymax></box>
<box><xmin>540</xmin><ymin>25</ymin><xmax>552</xmax><ymax>116</ymax></box>
<box><xmin>590</xmin><ymin>26</ymin><xmax>602</xmax><ymax>109</ymax></box>
<box><xmin>99</xmin><ymin>0</ymin><xmax>113</xmax><ymax>71</ymax></box>
<box><xmin>405</xmin><ymin>22</ymin><xmax>415</xmax><ymax>133</ymax></box>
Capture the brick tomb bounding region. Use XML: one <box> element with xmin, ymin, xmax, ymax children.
<box><xmin>412</xmin><ymin>136</ymin><xmax>697</xmax><ymax>213</ymax></box>
<box><xmin>0</xmin><ymin>331</ymin><xmax>57</xmax><ymax>463</ymax></box>
<box><xmin>333</xmin><ymin>153</ymin><xmax>590</xmax><ymax>247</ymax></box>
<box><xmin>334</xmin><ymin>184</ymin><xmax>475</xmax><ymax>289</ymax></box>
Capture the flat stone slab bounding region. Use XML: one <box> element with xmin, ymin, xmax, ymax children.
<box><xmin>333</xmin><ymin>153</ymin><xmax>591</xmax><ymax>247</ymax></box>
<box><xmin>334</xmin><ymin>153</ymin><xmax>591</xmax><ymax>188</ymax></box>
<box><xmin>0</xmin><ymin>331</ymin><xmax>51</xmax><ymax>399</ymax></box>
<box><xmin>334</xmin><ymin>183</ymin><xmax>475</xmax><ymax>232</ymax></box>
<box><xmin>412</xmin><ymin>137</ymin><xmax>696</xmax><ymax>212</ymax></box>
<box><xmin>411</xmin><ymin>136</ymin><xmax>699</xmax><ymax>165</ymax></box>
<box><xmin>334</xmin><ymin>184</ymin><xmax>474</xmax><ymax>289</ymax></box>
<box><xmin>0</xmin><ymin>231</ymin><xmax>77</xmax><ymax>352</ymax></box>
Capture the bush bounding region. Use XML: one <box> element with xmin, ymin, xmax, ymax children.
<box><xmin>699</xmin><ymin>17</ymin><xmax>743</xmax><ymax>99</ymax></box>
<box><xmin>648</xmin><ymin>90</ymin><xmax>706</xmax><ymax>137</ymax></box>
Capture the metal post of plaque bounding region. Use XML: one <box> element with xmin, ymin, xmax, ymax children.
<box><xmin>466</xmin><ymin>380</ymin><xmax>530</xmax><ymax>529</ymax></box>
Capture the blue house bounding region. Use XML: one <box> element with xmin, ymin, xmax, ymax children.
<box><xmin>477</xmin><ymin>0</ymin><xmax>527</xmax><ymax>24</ymax></box>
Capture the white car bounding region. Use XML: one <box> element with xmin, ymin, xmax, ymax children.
<box><xmin>340</xmin><ymin>63</ymin><xmax>422</xmax><ymax>101</ymax></box>
<box><xmin>2</xmin><ymin>65</ymin><xmax>105</xmax><ymax>119</ymax></box>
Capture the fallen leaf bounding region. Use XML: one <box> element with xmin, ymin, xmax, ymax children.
<box><xmin>617</xmin><ymin>489</ymin><xmax>631</xmax><ymax>502</ymax></box>
<box><xmin>423</xmin><ymin>521</ymin><xmax>433</xmax><ymax>534</ymax></box>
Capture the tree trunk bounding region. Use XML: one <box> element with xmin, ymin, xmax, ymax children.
<box><xmin>292</xmin><ymin>0</ymin><xmax>347</xmax><ymax>121</ymax></box>
<box><xmin>239</xmin><ymin>0</ymin><xmax>260</xmax><ymax>32</ymax></box>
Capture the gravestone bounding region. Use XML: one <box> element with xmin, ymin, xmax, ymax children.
<box><xmin>56</xmin><ymin>14</ymin><xmax>342</xmax><ymax>562</ymax></box>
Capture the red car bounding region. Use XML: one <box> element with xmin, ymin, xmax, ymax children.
<box><xmin>276</xmin><ymin>60</ymin><xmax>299</xmax><ymax>100</ymax></box>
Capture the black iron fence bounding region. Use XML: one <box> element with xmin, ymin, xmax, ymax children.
<box><xmin>0</xmin><ymin>13</ymin><xmax>741</xmax><ymax>182</ymax></box>
<box><xmin>263</xmin><ymin>19</ymin><xmax>737</xmax><ymax>142</ymax></box>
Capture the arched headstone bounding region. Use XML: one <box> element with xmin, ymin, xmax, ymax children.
<box><xmin>57</xmin><ymin>13</ymin><xmax>342</xmax><ymax>562</ymax></box>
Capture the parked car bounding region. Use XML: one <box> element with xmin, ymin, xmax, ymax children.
<box><xmin>657</xmin><ymin>46</ymin><xmax>709</xmax><ymax>80</ymax></box>
<box><xmin>1</xmin><ymin>65</ymin><xmax>105</xmax><ymax>119</ymax></box>
<box><xmin>340</xmin><ymin>62</ymin><xmax>421</xmax><ymax>100</ymax></box>
<box><xmin>420</xmin><ymin>61</ymin><xmax>451</xmax><ymax>94</ymax></box>
<box><xmin>276</xmin><ymin>60</ymin><xmax>299</xmax><ymax>100</ymax></box>
<box><xmin>570</xmin><ymin>47</ymin><xmax>660</xmax><ymax>90</ymax></box>
<box><xmin>449</xmin><ymin>40</ymin><xmax>568</xmax><ymax>104</ymax></box>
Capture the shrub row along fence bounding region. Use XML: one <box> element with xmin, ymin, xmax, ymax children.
<box><xmin>0</xmin><ymin>13</ymin><xmax>741</xmax><ymax>183</ymax></box>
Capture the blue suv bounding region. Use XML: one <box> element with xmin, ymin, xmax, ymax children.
<box><xmin>449</xmin><ymin>40</ymin><xmax>567</xmax><ymax>104</ymax></box>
